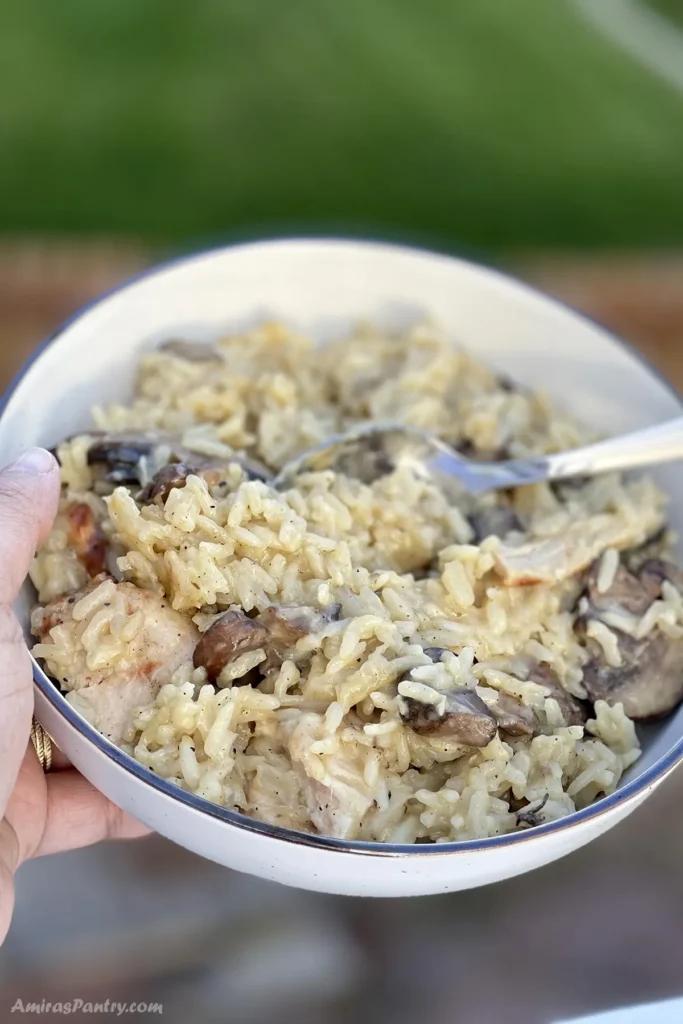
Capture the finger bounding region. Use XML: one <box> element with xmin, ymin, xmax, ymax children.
<box><xmin>0</xmin><ymin>819</ymin><xmax>20</xmax><ymax>876</ymax></box>
<box><xmin>4</xmin><ymin>746</ymin><xmax>48</xmax><ymax>863</ymax></box>
<box><xmin>0</xmin><ymin>448</ymin><xmax>60</xmax><ymax>604</ymax></box>
<box><xmin>0</xmin><ymin>449</ymin><xmax>60</xmax><ymax>813</ymax></box>
<box><xmin>0</xmin><ymin>820</ymin><xmax>19</xmax><ymax>945</ymax></box>
<box><xmin>50</xmin><ymin>747</ymin><xmax>72</xmax><ymax>771</ymax></box>
<box><xmin>34</xmin><ymin>770</ymin><xmax>150</xmax><ymax>858</ymax></box>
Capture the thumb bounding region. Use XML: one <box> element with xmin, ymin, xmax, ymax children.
<box><xmin>0</xmin><ymin>448</ymin><xmax>61</xmax><ymax>606</ymax></box>
<box><xmin>0</xmin><ymin>448</ymin><xmax>60</xmax><ymax>812</ymax></box>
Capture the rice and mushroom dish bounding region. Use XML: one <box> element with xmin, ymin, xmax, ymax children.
<box><xmin>29</xmin><ymin>322</ymin><xmax>683</xmax><ymax>843</ymax></box>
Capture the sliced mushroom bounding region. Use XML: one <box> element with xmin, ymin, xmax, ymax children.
<box><xmin>160</xmin><ymin>339</ymin><xmax>223</xmax><ymax>363</ymax></box>
<box><xmin>579</xmin><ymin>557</ymin><xmax>683</xmax><ymax>719</ymax></box>
<box><xmin>528</xmin><ymin>663</ymin><xmax>588</xmax><ymax>727</ymax></box>
<box><xmin>86</xmin><ymin>431</ymin><xmax>272</xmax><ymax>498</ymax></box>
<box><xmin>230</xmin><ymin>453</ymin><xmax>272</xmax><ymax>483</ymax></box>
<box><xmin>622</xmin><ymin>525</ymin><xmax>669</xmax><ymax>574</ymax></box>
<box><xmin>257</xmin><ymin>603</ymin><xmax>342</xmax><ymax>651</ymax></box>
<box><xmin>51</xmin><ymin>430</ymin><xmax>105</xmax><ymax>464</ymax></box>
<box><xmin>585</xmin><ymin>561</ymin><xmax>661</xmax><ymax>618</ymax></box>
<box><xmin>193</xmin><ymin>603</ymin><xmax>341</xmax><ymax>683</ymax></box>
<box><xmin>470</xmin><ymin>506</ymin><xmax>523</xmax><ymax>543</ymax></box>
<box><xmin>65</xmin><ymin>501</ymin><xmax>107</xmax><ymax>577</ymax></box>
<box><xmin>412</xmin><ymin>561</ymin><xmax>441</xmax><ymax>582</ymax></box>
<box><xmin>334</xmin><ymin>434</ymin><xmax>396</xmax><ymax>484</ymax></box>
<box><xmin>491</xmin><ymin>692</ymin><xmax>537</xmax><ymax>737</ymax></box>
<box><xmin>423</xmin><ymin>646</ymin><xmax>448</xmax><ymax>662</ymax></box>
<box><xmin>453</xmin><ymin>439</ymin><xmax>476</xmax><ymax>459</ymax></box>
<box><xmin>87</xmin><ymin>433</ymin><xmax>158</xmax><ymax>486</ymax></box>
<box><xmin>516</xmin><ymin>794</ymin><xmax>549</xmax><ymax>829</ymax></box>
<box><xmin>138</xmin><ymin>463</ymin><xmax>194</xmax><ymax>504</ymax></box>
<box><xmin>551</xmin><ymin>476</ymin><xmax>590</xmax><ymax>499</ymax></box>
<box><xmin>496</xmin><ymin>375</ymin><xmax>519</xmax><ymax>394</ymax></box>
<box><xmin>256</xmin><ymin>603</ymin><xmax>342</xmax><ymax>672</ymax></box>
<box><xmin>399</xmin><ymin>684</ymin><xmax>497</xmax><ymax>746</ymax></box>
<box><xmin>138</xmin><ymin>455</ymin><xmax>271</xmax><ymax>504</ymax></box>
<box><xmin>455</xmin><ymin>439</ymin><xmax>512</xmax><ymax>462</ymax></box>
<box><xmin>193</xmin><ymin>610</ymin><xmax>270</xmax><ymax>683</ymax></box>
<box><xmin>583</xmin><ymin>631</ymin><xmax>683</xmax><ymax>720</ymax></box>
<box><xmin>639</xmin><ymin>558</ymin><xmax>683</xmax><ymax>595</ymax></box>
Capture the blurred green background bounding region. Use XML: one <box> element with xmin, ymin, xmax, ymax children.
<box><xmin>1</xmin><ymin>0</ymin><xmax>682</xmax><ymax>255</ymax></box>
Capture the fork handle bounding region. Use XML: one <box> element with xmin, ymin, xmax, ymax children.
<box><xmin>428</xmin><ymin>415</ymin><xmax>683</xmax><ymax>494</ymax></box>
<box><xmin>544</xmin><ymin>415</ymin><xmax>683</xmax><ymax>482</ymax></box>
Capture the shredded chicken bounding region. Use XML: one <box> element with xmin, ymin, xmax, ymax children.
<box><xmin>494</xmin><ymin>510</ymin><xmax>664</xmax><ymax>587</ymax></box>
<box><xmin>288</xmin><ymin>713</ymin><xmax>373</xmax><ymax>839</ymax></box>
<box><xmin>67</xmin><ymin>677</ymin><xmax>161</xmax><ymax>747</ymax></box>
<box><xmin>32</xmin><ymin>577</ymin><xmax>199</xmax><ymax>742</ymax></box>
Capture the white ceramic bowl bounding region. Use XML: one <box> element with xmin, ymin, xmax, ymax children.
<box><xmin>2</xmin><ymin>239</ymin><xmax>682</xmax><ymax>897</ymax></box>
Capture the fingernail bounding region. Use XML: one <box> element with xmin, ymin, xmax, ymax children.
<box><xmin>6</xmin><ymin>448</ymin><xmax>57</xmax><ymax>476</ymax></box>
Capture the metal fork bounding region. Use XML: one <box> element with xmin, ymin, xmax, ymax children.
<box><xmin>273</xmin><ymin>417</ymin><xmax>683</xmax><ymax>494</ymax></box>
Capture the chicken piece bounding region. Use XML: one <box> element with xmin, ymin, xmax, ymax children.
<box><xmin>288</xmin><ymin>713</ymin><xmax>373</xmax><ymax>839</ymax></box>
<box><xmin>65</xmin><ymin>501</ymin><xmax>107</xmax><ymax>577</ymax></box>
<box><xmin>67</xmin><ymin>676</ymin><xmax>160</xmax><ymax>748</ymax></box>
<box><xmin>494</xmin><ymin>510</ymin><xmax>664</xmax><ymax>587</ymax></box>
<box><xmin>32</xmin><ymin>576</ymin><xmax>199</xmax><ymax>743</ymax></box>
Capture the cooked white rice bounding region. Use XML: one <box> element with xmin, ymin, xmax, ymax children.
<box><xmin>30</xmin><ymin>319</ymin><xmax>679</xmax><ymax>843</ymax></box>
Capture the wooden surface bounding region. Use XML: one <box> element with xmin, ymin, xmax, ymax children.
<box><xmin>0</xmin><ymin>243</ymin><xmax>682</xmax><ymax>393</ymax></box>
<box><xmin>1</xmin><ymin>244</ymin><xmax>683</xmax><ymax>1024</ymax></box>
<box><xmin>523</xmin><ymin>254</ymin><xmax>683</xmax><ymax>391</ymax></box>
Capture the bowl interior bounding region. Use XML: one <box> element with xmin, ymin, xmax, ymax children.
<box><xmin>2</xmin><ymin>238</ymin><xmax>682</xmax><ymax>800</ymax></box>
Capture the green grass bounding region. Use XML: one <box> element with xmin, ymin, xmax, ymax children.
<box><xmin>0</xmin><ymin>0</ymin><xmax>682</xmax><ymax>254</ymax></box>
<box><xmin>646</xmin><ymin>0</ymin><xmax>683</xmax><ymax>29</ymax></box>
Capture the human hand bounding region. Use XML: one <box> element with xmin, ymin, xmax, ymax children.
<box><xmin>0</xmin><ymin>449</ymin><xmax>148</xmax><ymax>944</ymax></box>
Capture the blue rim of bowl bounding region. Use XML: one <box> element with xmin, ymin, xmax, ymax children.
<box><xmin>6</xmin><ymin>235</ymin><xmax>683</xmax><ymax>858</ymax></box>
